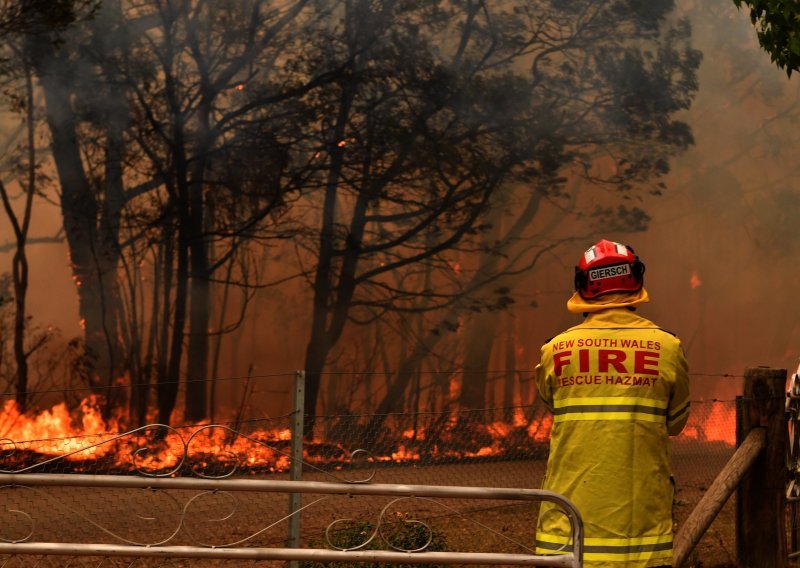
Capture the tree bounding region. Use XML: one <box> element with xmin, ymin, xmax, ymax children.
<box><xmin>20</xmin><ymin>0</ymin><xmax>131</xmax><ymax>410</ymax></box>
<box><xmin>297</xmin><ymin>0</ymin><xmax>550</xmax><ymax>435</ymax></box>
<box><xmin>17</xmin><ymin>0</ymin><xmax>337</xmax><ymax>424</ymax></box>
<box><xmin>0</xmin><ymin>0</ymin><xmax>93</xmax><ymax>410</ymax></box>
<box><xmin>0</xmin><ymin>58</ymin><xmax>37</xmax><ymax>412</ymax></box>
<box><xmin>296</xmin><ymin>0</ymin><xmax>701</xmax><ymax>436</ymax></box>
<box><xmin>111</xmin><ymin>0</ymin><xmax>343</xmax><ymax>423</ymax></box>
<box><xmin>7</xmin><ymin>0</ymin><xmax>699</xmax><ymax>435</ymax></box>
<box><xmin>734</xmin><ymin>0</ymin><xmax>800</xmax><ymax>75</ymax></box>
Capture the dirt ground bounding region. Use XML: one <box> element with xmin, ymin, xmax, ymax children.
<box><xmin>0</xmin><ymin>440</ymin><xmax>790</xmax><ymax>567</ymax></box>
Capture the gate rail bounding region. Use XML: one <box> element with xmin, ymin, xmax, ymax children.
<box><xmin>0</xmin><ymin>473</ymin><xmax>584</xmax><ymax>567</ymax></box>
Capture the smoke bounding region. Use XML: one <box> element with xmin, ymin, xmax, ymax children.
<box><xmin>2</xmin><ymin>0</ymin><xmax>798</xmax><ymax>421</ymax></box>
<box><xmin>600</xmin><ymin>1</ymin><xmax>800</xmax><ymax>399</ymax></box>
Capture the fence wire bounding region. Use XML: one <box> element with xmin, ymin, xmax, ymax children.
<box><xmin>0</xmin><ymin>399</ymin><xmax>740</xmax><ymax>567</ymax></box>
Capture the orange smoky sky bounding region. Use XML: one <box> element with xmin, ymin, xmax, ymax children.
<box><xmin>2</xmin><ymin>0</ymin><xmax>800</xmax><ymax>417</ymax></box>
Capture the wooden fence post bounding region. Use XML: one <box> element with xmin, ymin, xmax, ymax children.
<box><xmin>736</xmin><ymin>366</ymin><xmax>787</xmax><ymax>568</ymax></box>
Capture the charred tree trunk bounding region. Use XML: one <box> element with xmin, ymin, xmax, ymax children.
<box><xmin>366</xmin><ymin>319</ymin><xmax>449</xmax><ymax>440</ymax></box>
<box><xmin>135</xmin><ymin>245</ymin><xmax>162</xmax><ymax>428</ymax></box>
<box><xmin>303</xmin><ymin>330</ymin><xmax>330</xmax><ymax>438</ymax></box>
<box><xmin>161</xmin><ymin>194</ymin><xmax>189</xmax><ymax>425</ymax></box>
<box><xmin>302</xmin><ymin>66</ymin><xmax>357</xmax><ymax>437</ymax></box>
<box><xmin>98</xmin><ymin>89</ymin><xmax>128</xmax><ymax>414</ymax></box>
<box><xmin>503</xmin><ymin>311</ymin><xmax>517</xmax><ymax>422</ymax></box>
<box><xmin>185</xmin><ymin>182</ymin><xmax>210</xmax><ymax>422</ymax></box>
<box><xmin>27</xmin><ymin>42</ymin><xmax>123</xmax><ymax>396</ymax></box>
<box><xmin>0</xmin><ymin>174</ymin><xmax>33</xmax><ymax>412</ymax></box>
<box><xmin>460</xmin><ymin>310</ymin><xmax>502</xmax><ymax>409</ymax></box>
<box><xmin>0</xmin><ymin>59</ymin><xmax>37</xmax><ymax>412</ymax></box>
<box><xmin>459</xmin><ymin>206</ymin><xmax>504</xmax><ymax>410</ymax></box>
<box><xmin>156</xmin><ymin>222</ymin><xmax>175</xmax><ymax>424</ymax></box>
<box><xmin>184</xmin><ymin>94</ymin><xmax>212</xmax><ymax>423</ymax></box>
<box><xmin>159</xmin><ymin>64</ymin><xmax>190</xmax><ymax>424</ymax></box>
<box><xmin>10</xmin><ymin>232</ymin><xmax>30</xmax><ymax>412</ymax></box>
<box><xmin>367</xmin><ymin>190</ymin><xmax>547</xmax><ymax>437</ymax></box>
<box><xmin>209</xmin><ymin>248</ymin><xmax>235</xmax><ymax>423</ymax></box>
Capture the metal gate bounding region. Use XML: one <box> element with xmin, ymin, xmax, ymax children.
<box><xmin>0</xmin><ymin>473</ymin><xmax>582</xmax><ymax>566</ymax></box>
<box><xmin>0</xmin><ymin>421</ymin><xmax>583</xmax><ymax>567</ymax></box>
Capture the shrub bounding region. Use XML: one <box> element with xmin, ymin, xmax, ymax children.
<box><xmin>302</xmin><ymin>516</ymin><xmax>448</xmax><ymax>568</ymax></box>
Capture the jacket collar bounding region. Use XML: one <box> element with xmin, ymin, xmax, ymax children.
<box><xmin>566</xmin><ymin>287</ymin><xmax>650</xmax><ymax>314</ymax></box>
<box><xmin>572</xmin><ymin>308</ymin><xmax>659</xmax><ymax>329</ymax></box>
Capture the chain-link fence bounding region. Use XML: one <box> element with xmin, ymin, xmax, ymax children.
<box><xmin>0</xmin><ymin>395</ymin><xmax>742</xmax><ymax>567</ymax></box>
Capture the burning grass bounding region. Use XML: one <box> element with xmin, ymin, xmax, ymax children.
<box><xmin>0</xmin><ymin>396</ymin><xmax>737</xmax><ymax>476</ymax></box>
<box><xmin>0</xmin><ymin>397</ymin><xmax>557</xmax><ymax>476</ymax></box>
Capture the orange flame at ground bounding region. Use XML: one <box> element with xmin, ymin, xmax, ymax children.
<box><xmin>0</xmin><ymin>397</ymin><xmax>736</xmax><ymax>474</ymax></box>
<box><xmin>678</xmin><ymin>401</ymin><xmax>736</xmax><ymax>445</ymax></box>
<box><xmin>0</xmin><ymin>396</ymin><xmax>119</xmax><ymax>459</ymax></box>
<box><xmin>0</xmin><ymin>397</ymin><xmax>303</xmax><ymax>474</ymax></box>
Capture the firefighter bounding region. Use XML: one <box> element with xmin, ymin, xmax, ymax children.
<box><xmin>535</xmin><ymin>239</ymin><xmax>690</xmax><ymax>568</ymax></box>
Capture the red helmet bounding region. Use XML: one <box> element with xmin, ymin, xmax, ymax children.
<box><xmin>574</xmin><ymin>240</ymin><xmax>645</xmax><ymax>299</ymax></box>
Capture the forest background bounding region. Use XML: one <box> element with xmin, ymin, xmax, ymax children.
<box><xmin>0</xmin><ymin>0</ymin><xmax>796</xmax><ymax>438</ymax></box>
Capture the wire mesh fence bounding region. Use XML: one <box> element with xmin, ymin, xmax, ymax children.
<box><xmin>0</xmin><ymin>397</ymin><xmax>742</xmax><ymax>566</ymax></box>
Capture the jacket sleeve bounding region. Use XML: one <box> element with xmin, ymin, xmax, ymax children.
<box><xmin>535</xmin><ymin>343</ymin><xmax>555</xmax><ymax>411</ymax></box>
<box><xmin>667</xmin><ymin>340</ymin><xmax>690</xmax><ymax>436</ymax></box>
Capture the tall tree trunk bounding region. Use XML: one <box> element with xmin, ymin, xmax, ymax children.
<box><xmin>25</xmin><ymin>28</ymin><xmax>123</xmax><ymax>398</ymax></box>
<box><xmin>209</xmin><ymin>250</ymin><xmax>235</xmax><ymax>423</ymax></box>
<box><xmin>503</xmin><ymin>310</ymin><xmax>517</xmax><ymax>422</ymax></box>
<box><xmin>458</xmin><ymin>207</ymin><xmax>504</xmax><ymax>410</ymax></box>
<box><xmin>0</xmin><ymin>59</ymin><xmax>37</xmax><ymax>412</ymax></box>
<box><xmin>161</xmin><ymin>183</ymin><xmax>189</xmax><ymax>425</ymax></box>
<box><xmin>184</xmin><ymin>92</ymin><xmax>212</xmax><ymax>422</ymax></box>
<box><xmin>185</xmin><ymin>181</ymin><xmax>209</xmax><ymax>422</ymax></box>
<box><xmin>367</xmin><ymin>189</ymin><xmax>549</xmax><ymax>438</ymax></box>
<box><xmin>136</xmin><ymin>245</ymin><xmax>162</xmax><ymax>428</ymax></box>
<box><xmin>159</xmin><ymin>25</ymin><xmax>193</xmax><ymax>424</ymax></box>
<box><xmin>98</xmin><ymin>85</ymin><xmax>128</xmax><ymax>415</ymax></box>
<box><xmin>11</xmin><ymin>241</ymin><xmax>29</xmax><ymax>412</ymax></box>
<box><xmin>460</xmin><ymin>310</ymin><xmax>502</xmax><ymax>409</ymax></box>
<box><xmin>160</xmin><ymin>92</ymin><xmax>190</xmax><ymax>425</ymax></box>
<box><xmin>156</xmin><ymin>224</ymin><xmax>175</xmax><ymax>424</ymax></box>
<box><xmin>302</xmin><ymin>70</ymin><xmax>357</xmax><ymax>437</ymax></box>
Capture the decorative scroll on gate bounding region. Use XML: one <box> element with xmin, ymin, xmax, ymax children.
<box><xmin>0</xmin><ymin>423</ymin><xmax>584</xmax><ymax>567</ymax></box>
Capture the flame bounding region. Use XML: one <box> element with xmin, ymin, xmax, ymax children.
<box><xmin>0</xmin><ymin>395</ymin><xmax>736</xmax><ymax>474</ymax></box>
<box><xmin>678</xmin><ymin>401</ymin><xmax>736</xmax><ymax>445</ymax></box>
<box><xmin>0</xmin><ymin>396</ymin><xmax>120</xmax><ymax>459</ymax></box>
<box><xmin>390</xmin><ymin>445</ymin><xmax>420</xmax><ymax>461</ymax></box>
<box><xmin>448</xmin><ymin>374</ymin><xmax>460</xmax><ymax>402</ymax></box>
<box><xmin>0</xmin><ymin>397</ymin><xmax>303</xmax><ymax>474</ymax></box>
<box><xmin>690</xmin><ymin>271</ymin><xmax>702</xmax><ymax>289</ymax></box>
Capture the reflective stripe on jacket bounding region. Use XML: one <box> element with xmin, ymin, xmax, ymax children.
<box><xmin>535</xmin><ymin>308</ymin><xmax>690</xmax><ymax>568</ymax></box>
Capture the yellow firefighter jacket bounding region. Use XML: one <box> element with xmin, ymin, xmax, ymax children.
<box><xmin>535</xmin><ymin>307</ymin><xmax>690</xmax><ymax>568</ymax></box>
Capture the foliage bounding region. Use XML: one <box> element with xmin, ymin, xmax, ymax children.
<box><xmin>734</xmin><ymin>0</ymin><xmax>800</xmax><ymax>75</ymax></box>
<box><xmin>0</xmin><ymin>0</ymin><xmax>702</xmax><ymax>424</ymax></box>
<box><xmin>0</xmin><ymin>0</ymin><xmax>98</xmax><ymax>36</ymax></box>
<box><xmin>302</xmin><ymin>517</ymin><xmax>448</xmax><ymax>568</ymax></box>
